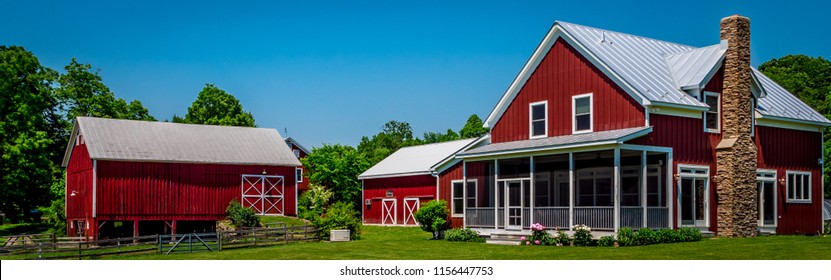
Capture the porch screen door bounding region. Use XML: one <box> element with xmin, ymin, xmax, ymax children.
<box><xmin>679</xmin><ymin>177</ymin><xmax>707</xmax><ymax>227</ymax></box>
<box><xmin>505</xmin><ymin>181</ymin><xmax>523</xmax><ymax>230</ymax></box>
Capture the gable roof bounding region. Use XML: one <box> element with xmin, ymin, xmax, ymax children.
<box><xmin>358</xmin><ymin>138</ymin><xmax>478</xmax><ymax>180</ymax></box>
<box><xmin>484</xmin><ymin>21</ymin><xmax>830</xmax><ymax>128</ymax></box>
<box><xmin>284</xmin><ymin>137</ymin><xmax>311</xmax><ymax>155</ymax></box>
<box><xmin>62</xmin><ymin>117</ymin><xmax>301</xmax><ymax>167</ymax></box>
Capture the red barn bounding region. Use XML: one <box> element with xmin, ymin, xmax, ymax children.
<box><xmin>62</xmin><ymin>117</ymin><xmax>302</xmax><ymax>239</ymax></box>
<box><xmin>359</xmin><ymin>138</ymin><xmax>484</xmax><ymax>226</ymax></box>
<box><xmin>422</xmin><ymin>16</ymin><xmax>828</xmax><ymax>236</ymax></box>
<box><xmin>285</xmin><ymin>137</ymin><xmax>311</xmax><ymax>194</ymax></box>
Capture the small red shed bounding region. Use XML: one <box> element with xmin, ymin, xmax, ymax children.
<box><xmin>62</xmin><ymin>117</ymin><xmax>302</xmax><ymax>240</ymax></box>
<box><xmin>358</xmin><ymin>138</ymin><xmax>484</xmax><ymax>226</ymax></box>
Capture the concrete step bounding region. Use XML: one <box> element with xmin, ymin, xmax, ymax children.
<box><xmin>485</xmin><ymin>239</ymin><xmax>520</xmax><ymax>245</ymax></box>
<box><xmin>701</xmin><ymin>231</ymin><xmax>715</xmax><ymax>238</ymax></box>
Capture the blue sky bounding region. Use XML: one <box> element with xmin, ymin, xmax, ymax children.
<box><xmin>3</xmin><ymin>0</ymin><xmax>829</xmax><ymax>149</ymax></box>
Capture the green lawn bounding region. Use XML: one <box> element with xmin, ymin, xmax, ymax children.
<box><xmin>107</xmin><ymin>226</ymin><xmax>831</xmax><ymax>260</ymax></box>
<box><xmin>259</xmin><ymin>215</ymin><xmax>310</xmax><ymax>227</ymax></box>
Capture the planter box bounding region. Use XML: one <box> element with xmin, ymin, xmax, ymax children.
<box><xmin>330</xmin><ymin>229</ymin><xmax>351</xmax><ymax>242</ymax></box>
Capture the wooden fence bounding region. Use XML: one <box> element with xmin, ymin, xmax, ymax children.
<box><xmin>0</xmin><ymin>225</ymin><xmax>319</xmax><ymax>259</ymax></box>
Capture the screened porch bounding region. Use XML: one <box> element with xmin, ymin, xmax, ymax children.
<box><xmin>457</xmin><ymin>147</ymin><xmax>672</xmax><ymax>232</ymax></box>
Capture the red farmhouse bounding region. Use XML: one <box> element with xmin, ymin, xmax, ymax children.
<box><xmin>359</xmin><ymin>139</ymin><xmax>484</xmax><ymax>226</ymax></box>
<box><xmin>62</xmin><ymin>117</ymin><xmax>302</xmax><ymax>239</ymax></box>
<box><xmin>285</xmin><ymin>136</ymin><xmax>311</xmax><ymax>194</ymax></box>
<box><xmin>369</xmin><ymin>16</ymin><xmax>829</xmax><ymax>237</ymax></box>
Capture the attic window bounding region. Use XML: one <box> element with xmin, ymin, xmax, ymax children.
<box><xmin>573</xmin><ymin>94</ymin><xmax>593</xmax><ymax>134</ymax></box>
<box><xmin>704</xmin><ymin>92</ymin><xmax>720</xmax><ymax>133</ymax></box>
<box><xmin>293</xmin><ymin>149</ymin><xmax>300</xmax><ymax>158</ymax></box>
<box><xmin>529</xmin><ymin>101</ymin><xmax>547</xmax><ymax>139</ymax></box>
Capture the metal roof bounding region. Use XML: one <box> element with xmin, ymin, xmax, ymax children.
<box><xmin>358</xmin><ymin>138</ymin><xmax>478</xmax><ymax>180</ymax></box>
<box><xmin>284</xmin><ymin>137</ymin><xmax>311</xmax><ymax>155</ymax></box>
<box><xmin>823</xmin><ymin>200</ymin><xmax>831</xmax><ymax>221</ymax></box>
<box><xmin>63</xmin><ymin>117</ymin><xmax>301</xmax><ymax>166</ymax></box>
<box><xmin>458</xmin><ymin>126</ymin><xmax>652</xmax><ymax>157</ymax></box>
<box><xmin>486</xmin><ymin>21</ymin><xmax>830</xmax><ymax>127</ymax></box>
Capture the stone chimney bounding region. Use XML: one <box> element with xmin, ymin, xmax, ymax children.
<box><xmin>715</xmin><ymin>15</ymin><xmax>758</xmax><ymax>237</ymax></box>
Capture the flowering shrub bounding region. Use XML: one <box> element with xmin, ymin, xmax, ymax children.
<box><xmin>553</xmin><ymin>227</ymin><xmax>570</xmax><ymax>246</ymax></box>
<box><xmin>572</xmin><ymin>224</ymin><xmax>593</xmax><ymax>246</ymax></box>
<box><xmin>521</xmin><ymin>223</ymin><xmax>554</xmax><ymax>245</ymax></box>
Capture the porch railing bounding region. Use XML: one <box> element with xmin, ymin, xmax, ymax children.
<box><xmin>647</xmin><ymin>207</ymin><xmax>669</xmax><ymax>229</ymax></box>
<box><xmin>465</xmin><ymin>208</ymin><xmax>495</xmax><ymax>227</ymax></box>
<box><xmin>574</xmin><ymin>207</ymin><xmax>614</xmax><ymax>230</ymax></box>
<box><xmin>620</xmin><ymin>207</ymin><xmax>643</xmax><ymax>229</ymax></box>
<box><xmin>533</xmin><ymin>207</ymin><xmax>569</xmax><ymax>229</ymax></box>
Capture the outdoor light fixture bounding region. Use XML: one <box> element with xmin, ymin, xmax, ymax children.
<box><xmin>262</xmin><ymin>169</ymin><xmax>267</xmax><ymax>175</ymax></box>
<box><xmin>70</xmin><ymin>191</ymin><xmax>77</xmax><ymax>197</ymax></box>
<box><xmin>778</xmin><ymin>177</ymin><xmax>786</xmax><ymax>185</ymax></box>
<box><xmin>673</xmin><ymin>173</ymin><xmax>681</xmax><ymax>182</ymax></box>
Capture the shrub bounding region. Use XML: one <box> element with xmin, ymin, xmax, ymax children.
<box><xmin>39</xmin><ymin>198</ymin><xmax>66</xmax><ymax>236</ymax></box>
<box><xmin>679</xmin><ymin>227</ymin><xmax>702</xmax><ymax>242</ymax></box>
<box><xmin>446</xmin><ymin>228</ymin><xmax>485</xmax><ymax>243</ymax></box>
<box><xmin>553</xmin><ymin>228</ymin><xmax>570</xmax><ymax>246</ymax></box>
<box><xmin>598</xmin><ymin>236</ymin><xmax>616</xmax><ymax>247</ymax></box>
<box><xmin>617</xmin><ymin>227</ymin><xmax>636</xmax><ymax>247</ymax></box>
<box><xmin>635</xmin><ymin>228</ymin><xmax>659</xmax><ymax>245</ymax></box>
<box><xmin>313</xmin><ymin>201</ymin><xmax>362</xmax><ymax>240</ymax></box>
<box><xmin>226</xmin><ymin>200</ymin><xmax>260</xmax><ymax>228</ymax></box>
<box><xmin>297</xmin><ymin>184</ymin><xmax>333</xmax><ymax>220</ymax></box>
<box><xmin>521</xmin><ymin>223</ymin><xmax>554</xmax><ymax>245</ymax></box>
<box><xmin>656</xmin><ymin>228</ymin><xmax>681</xmax><ymax>243</ymax></box>
<box><xmin>414</xmin><ymin>200</ymin><xmax>449</xmax><ymax>239</ymax></box>
<box><xmin>572</xmin><ymin>224</ymin><xmax>593</xmax><ymax>246</ymax></box>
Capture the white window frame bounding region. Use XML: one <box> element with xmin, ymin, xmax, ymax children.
<box><xmin>529</xmin><ymin>101</ymin><xmax>548</xmax><ymax>139</ymax></box>
<box><xmin>785</xmin><ymin>170</ymin><xmax>812</xmax><ymax>203</ymax></box>
<box><xmin>295</xmin><ymin>167</ymin><xmax>303</xmax><ymax>183</ymax></box>
<box><xmin>677</xmin><ymin>164</ymin><xmax>710</xmax><ymax>227</ymax></box>
<box><xmin>756</xmin><ymin>169</ymin><xmax>777</xmax><ymax>228</ymax></box>
<box><xmin>451</xmin><ymin>180</ymin><xmax>465</xmax><ymax>217</ymax></box>
<box><xmin>703</xmin><ymin>91</ymin><xmax>720</xmax><ymax>133</ymax></box>
<box><xmin>293</xmin><ymin>149</ymin><xmax>301</xmax><ymax>158</ymax></box>
<box><xmin>572</xmin><ymin>93</ymin><xmax>593</xmax><ymax>134</ymax></box>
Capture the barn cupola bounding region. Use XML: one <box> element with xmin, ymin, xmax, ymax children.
<box><xmin>714</xmin><ymin>14</ymin><xmax>758</xmax><ymax>237</ymax></box>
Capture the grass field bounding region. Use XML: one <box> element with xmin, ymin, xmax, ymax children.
<box><xmin>107</xmin><ymin>226</ymin><xmax>831</xmax><ymax>260</ymax></box>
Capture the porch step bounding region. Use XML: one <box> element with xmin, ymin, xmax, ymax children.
<box><xmin>482</xmin><ymin>232</ymin><xmax>526</xmax><ymax>246</ymax></box>
<box><xmin>701</xmin><ymin>231</ymin><xmax>715</xmax><ymax>238</ymax></box>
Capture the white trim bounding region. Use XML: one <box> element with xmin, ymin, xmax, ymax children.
<box><xmin>361</xmin><ymin>180</ymin><xmax>365</xmax><ymax>223</ymax></box>
<box><xmin>650</xmin><ymin>105</ymin><xmax>704</xmax><ymax>119</ymax></box>
<box><xmin>403</xmin><ymin>198</ymin><xmax>420</xmax><ymax>225</ymax></box>
<box><xmin>381</xmin><ymin>198</ymin><xmax>397</xmax><ymax>225</ymax></box>
<box><xmin>430</xmin><ymin>135</ymin><xmax>491</xmax><ymax>173</ymax></box>
<box><xmin>451</xmin><ymin>179</ymin><xmax>465</xmax><ymax>218</ymax></box>
<box><xmin>756</xmin><ymin>169</ymin><xmax>778</xmax><ymax>228</ymax></box>
<box><xmin>462</xmin><ymin>161</ymin><xmax>467</xmax><ymax>227</ymax></box>
<box><xmin>572</xmin><ymin>93</ymin><xmax>594</xmax><ymax>134</ymax></box>
<box><xmin>295</xmin><ymin>167</ymin><xmax>303</xmax><ymax>183</ymax></box>
<box><xmin>504</xmin><ymin>179</ymin><xmax>525</xmax><ymax>230</ymax></box>
<box><xmin>358</xmin><ymin>171</ymin><xmax>433</xmax><ymax>180</ymax></box>
<box><xmin>568</xmin><ymin>152</ymin><xmax>575</xmax><ymax>227</ymax></box>
<box><xmin>484</xmin><ymin>24</ymin><xmax>650</xmax><ymax>128</ymax></box>
<box><xmin>529</xmin><ymin>156</ymin><xmax>535</xmax><ymax>226</ymax></box>
<box><xmin>703</xmin><ymin>91</ymin><xmax>721</xmax><ymax>133</ymax></box>
<box><xmin>92</xmin><ymin>160</ymin><xmax>97</xmax><ymax>218</ymax></box>
<box><xmin>756</xmin><ymin>117</ymin><xmax>826</xmax><ymax>132</ymax></box>
<box><xmin>785</xmin><ymin>170</ymin><xmax>812</xmax><ymax>204</ymax></box>
<box><xmin>641</xmin><ymin>150</ymin><xmax>648</xmax><ymax>228</ymax></box>
<box><xmin>613</xmin><ymin>148</ymin><xmax>620</xmax><ymax>232</ymax></box>
<box><xmin>493</xmin><ymin>159</ymin><xmax>499</xmax><ymax>229</ymax></box>
<box><xmin>529</xmin><ymin>101</ymin><xmax>548</xmax><ymax>139</ymax></box>
<box><xmin>676</xmin><ymin>164</ymin><xmax>710</xmax><ymax>228</ymax></box>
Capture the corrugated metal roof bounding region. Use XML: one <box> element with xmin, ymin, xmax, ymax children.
<box><xmin>754</xmin><ymin>68</ymin><xmax>830</xmax><ymax>124</ymax></box>
<box><xmin>284</xmin><ymin>137</ymin><xmax>311</xmax><ymax>155</ymax></box>
<box><xmin>823</xmin><ymin>199</ymin><xmax>831</xmax><ymax>221</ymax></box>
<box><xmin>458</xmin><ymin>126</ymin><xmax>651</xmax><ymax>157</ymax></box>
<box><xmin>72</xmin><ymin>117</ymin><xmax>301</xmax><ymax>166</ymax></box>
<box><xmin>665</xmin><ymin>42</ymin><xmax>726</xmax><ymax>90</ymax></box>
<box><xmin>358</xmin><ymin>138</ymin><xmax>478</xmax><ymax>179</ymax></box>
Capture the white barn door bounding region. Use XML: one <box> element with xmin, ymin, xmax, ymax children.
<box><xmin>403</xmin><ymin>198</ymin><xmax>420</xmax><ymax>225</ymax></box>
<box><xmin>382</xmin><ymin>199</ymin><xmax>397</xmax><ymax>225</ymax></box>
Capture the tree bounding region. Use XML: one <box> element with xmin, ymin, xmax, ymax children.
<box><xmin>301</xmin><ymin>144</ymin><xmax>370</xmax><ymax>211</ymax></box>
<box><xmin>459</xmin><ymin>114</ymin><xmax>489</xmax><ymax>139</ymax></box>
<box><xmin>0</xmin><ymin>46</ymin><xmax>63</xmax><ymax>221</ymax></box>
<box><xmin>759</xmin><ymin>55</ymin><xmax>831</xmax><ymax>198</ymax></box>
<box><xmin>422</xmin><ymin>129</ymin><xmax>459</xmax><ymax>144</ymax></box>
<box><xmin>56</xmin><ymin>58</ymin><xmax>156</xmax><ymax>125</ymax></box>
<box><xmin>357</xmin><ymin>120</ymin><xmax>420</xmax><ymax>165</ymax></box>
<box><xmin>182</xmin><ymin>84</ymin><xmax>256</xmax><ymax>127</ymax></box>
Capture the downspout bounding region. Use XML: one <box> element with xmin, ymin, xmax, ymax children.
<box><xmin>822</xmin><ymin>129</ymin><xmax>826</xmax><ymax>234</ymax></box>
<box><xmin>431</xmin><ymin>172</ymin><xmax>440</xmax><ymax>202</ymax></box>
<box><xmin>361</xmin><ymin>179</ymin><xmax>365</xmax><ymax>223</ymax></box>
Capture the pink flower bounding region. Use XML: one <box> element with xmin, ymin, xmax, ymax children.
<box><xmin>534</xmin><ymin>240</ymin><xmax>541</xmax><ymax>245</ymax></box>
<box><xmin>520</xmin><ymin>236</ymin><xmax>526</xmax><ymax>241</ymax></box>
<box><xmin>525</xmin><ymin>241</ymin><xmax>530</xmax><ymax>245</ymax></box>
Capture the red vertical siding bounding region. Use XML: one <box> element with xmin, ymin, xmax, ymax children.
<box><xmin>490</xmin><ymin>38</ymin><xmax>645</xmax><ymax>143</ymax></box>
<box><xmin>95</xmin><ymin>161</ymin><xmax>297</xmax><ymax>220</ymax></box>
<box><xmin>437</xmin><ymin>161</ymin><xmax>485</xmax><ymax>228</ymax></box>
<box><xmin>756</xmin><ymin>126</ymin><xmax>824</xmax><ymax>234</ymax></box>
<box><xmin>65</xmin><ymin>139</ymin><xmax>94</xmax><ymax>237</ymax></box>
<box><xmin>362</xmin><ymin>175</ymin><xmax>436</xmax><ymax>225</ymax></box>
<box><xmin>295</xmin><ymin>149</ymin><xmax>309</xmax><ymax>193</ymax></box>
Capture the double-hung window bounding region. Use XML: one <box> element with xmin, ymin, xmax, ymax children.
<box><xmin>573</xmin><ymin>93</ymin><xmax>593</xmax><ymax>133</ymax></box>
<box><xmin>451</xmin><ymin>180</ymin><xmax>477</xmax><ymax>217</ymax></box>
<box><xmin>529</xmin><ymin>101</ymin><xmax>547</xmax><ymax>139</ymax></box>
<box><xmin>704</xmin><ymin>91</ymin><xmax>720</xmax><ymax>133</ymax></box>
<box><xmin>296</xmin><ymin>168</ymin><xmax>303</xmax><ymax>183</ymax></box>
<box><xmin>786</xmin><ymin>171</ymin><xmax>811</xmax><ymax>203</ymax></box>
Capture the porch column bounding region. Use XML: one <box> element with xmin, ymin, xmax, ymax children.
<box><xmin>462</xmin><ymin>161</ymin><xmax>467</xmax><ymax>229</ymax></box>
<box><xmin>667</xmin><ymin>152</ymin><xmax>674</xmax><ymax>229</ymax></box>
<box><xmin>641</xmin><ymin>150</ymin><xmax>648</xmax><ymax>228</ymax></box>
<box><xmin>529</xmin><ymin>156</ymin><xmax>534</xmax><ymax>227</ymax></box>
<box><xmin>494</xmin><ymin>159</ymin><xmax>499</xmax><ymax>229</ymax></box>
<box><xmin>614</xmin><ymin>148</ymin><xmax>621</xmax><ymax>233</ymax></box>
<box><xmin>568</xmin><ymin>152</ymin><xmax>574</xmax><ymax>228</ymax></box>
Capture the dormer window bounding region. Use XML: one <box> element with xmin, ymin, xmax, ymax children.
<box><xmin>529</xmin><ymin>101</ymin><xmax>547</xmax><ymax>139</ymax></box>
<box><xmin>572</xmin><ymin>93</ymin><xmax>593</xmax><ymax>134</ymax></box>
<box><xmin>704</xmin><ymin>91</ymin><xmax>720</xmax><ymax>133</ymax></box>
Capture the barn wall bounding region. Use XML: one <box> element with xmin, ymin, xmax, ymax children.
<box><xmin>490</xmin><ymin>38</ymin><xmax>645</xmax><ymax>143</ymax></box>
<box><xmin>65</xmin><ymin>139</ymin><xmax>94</xmax><ymax>236</ymax></box>
<box><xmin>756</xmin><ymin>125</ymin><xmax>824</xmax><ymax>234</ymax></box>
<box><xmin>362</xmin><ymin>175</ymin><xmax>436</xmax><ymax>225</ymax></box>
<box><xmin>95</xmin><ymin>161</ymin><xmax>298</xmax><ymax>220</ymax></box>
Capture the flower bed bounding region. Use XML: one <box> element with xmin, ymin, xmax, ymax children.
<box><xmin>520</xmin><ymin>224</ymin><xmax>702</xmax><ymax>247</ymax></box>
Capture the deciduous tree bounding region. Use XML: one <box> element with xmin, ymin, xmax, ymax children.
<box><xmin>181</xmin><ymin>84</ymin><xmax>256</xmax><ymax>127</ymax></box>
